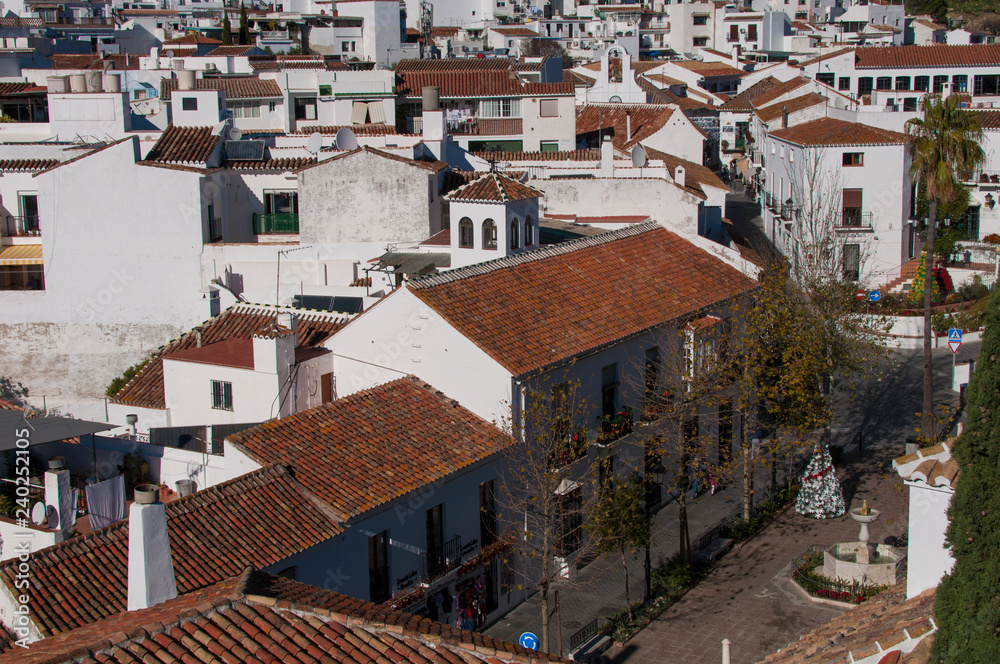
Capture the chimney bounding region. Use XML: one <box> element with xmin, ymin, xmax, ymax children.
<box><xmin>195</xmin><ymin>330</ymin><xmax>202</xmax><ymax>348</ymax></box>
<box><xmin>674</xmin><ymin>165</ymin><xmax>686</xmax><ymax>188</ymax></box>
<box><xmin>253</xmin><ymin>320</ymin><xmax>296</xmax><ymax>375</ymax></box>
<box><xmin>626</xmin><ymin>111</ymin><xmax>632</xmax><ymax>143</ymax></box>
<box><xmin>782</xmin><ymin>105</ymin><xmax>788</xmax><ymax>129</ymax></box>
<box><xmin>44</xmin><ymin>457</ymin><xmax>73</xmax><ymax>540</ymax></box>
<box><xmin>128</xmin><ymin>484</ymin><xmax>178</xmax><ymax>611</ymax></box>
<box><xmin>421</xmin><ymin>86</ymin><xmax>447</xmax><ymax>159</ymax></box>
<box><xmin>276</xmin><ymin>311</ymin><xmax>299</xmax><ymax>336</ymax></box>
<box><xmin>601</xmin><ymin>134</ymin><xmax>614</xmax><ymax>176</ymax></box>
<box><xmin>731</xmin><ymin>45</ymin><xmax>739</xmax><ymax>66</ymax></box>
<box><xmin>125</xmin><ymin>413</ymin><xmax>138</xmax><ymax>437</ymax></box>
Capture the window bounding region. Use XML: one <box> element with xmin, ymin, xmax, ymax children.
<box><xmin>842</xmin><ymin>243</ymin><xmax>861</xmax><ymax>281</ymax></box>
<box><xmin>858</xmin><ymin>77</ymin><xmax>873</xmax><ymax>96</ymax></box>
<box><xmin>903</xmin><ymin>97</ymin><xmax>917</xmax><ymax>112</ymax></box>
<box><xmin>644</xmin><ymin>346</ymin><xmax>660</xmax><ymax>405</ymax></box>
<box><xmin>211</xmin><ymin>380</ymin><xmax>232</xmax><ymax>411</ymax></box>
<box><xmin>264</xmin><ymin>191</ymin><xmax>298</xmax><ymax>214</ymax></box>
<box><xmin>540</xmin><ymin>141</ymin><xmax>559</xmax><ymax>152</ymax></box>
<box><xmin>964</xmin><ymin>206</ymin><xmax>981</xmax><ymax>241</ymax></box>
<box><xmin>729</xmin><ymin>25</ymin><xmax>738</xmax><ymax>42</ymax></box>
<box><xmin>510</xmin><ymin>218</ymin><xmax>519</xmax><ymax>249</ymax></box>
<box><xmin>341</xmin><ymin>40</ymin><xmax>356</xmax><ymax>52</ymax></box>
<box><xmin>368</xmin><ymin>531</ymin><xmax>389</xmax><ymax>603</ymax></box>
<box><xmin>895</xmin><ymin>76</ymin><xmax>910</xmax><ymax>91</ymax></box>
<box><xmin>480</xmin><ymin>480</ymin><xmax>497</xmax><ymax>547</ymax></box>
<box><xmin>524</xmin><ymin>215</ymin><xmax>533</xmax><ymax>246</ymax></box>
<box><xmin>18</xmin><ymin>193</ymin><xmax>38</xmax><ymax>233</ymax></box>
<box><xmin>480</xmin><ymin>98</ymin><xmax>521</xmax><ymax>118</ymax></box>
<box><xmin>816</xmin><ymin>72</ymin><xmax>835</xmax><ymax>87</ymax></box>
<box><xmin>842</xmin><ymin>188</ymin><xmax>863</xmax><ymax>226</ymax></box>
<box><xmin>693</xmin><ymin>15</ymin><xmax>708</xmax><ymax>25</ymax></box>
<box><xmin>914</xmin><ymin>76</ymin><xmax>930</xmax><ymax>92</ymax></box>
<box><xmin>693</xmin><ymin>37</ymin><xmax>708</xmax><ymax>46</ymax></box>
<box><xmin>294</xmin><ymin>97</ymin><xmax>317</xmax><ymax>121</ymax></box>
<box><xmin>838</xmin><ymin>76</ymin><xmax>851</xmax><ymax>91</ymax></box>
<box><xmin>974</xmin><ymin>75</ymin><xmax>1000</xmax><ymax>96</ymax></box>
<box><xmin>134</xmin><ymin>89</ymin><xmax>148</xmax><ymax>100</ymax></box>
<box><xmin>684</xmin><ymin>318</ymin><xmax>719</xmax><ymax>384</ymax></box>
<box><xmin>181</xmin><ymin>97</ymin><xmax>198</xmax><ymax>111</ymax></box>
<box><xmin>747</xmin><ymin>25</ymin><xmax>757</xmax><ymax>41</ymax></box>
<box><xmin>842</xmin><ymin>152</ymin><xmax>863</xmax><ymax>167</ymax></box>
<box><xmin>933</xmin><ymin>75</ymin><xmax>948</xmax><ymax>93</ymax></box>
<box><xmin>426</xmin><ymin>504</ymin><xmax>444</xmax><ymax>576</ymax></box>
<box><xmin>483</xmin><ymin>219</ymin><xmax>497</xmax><ymax>249</ymax></box>
<box><xmin>539</xmin><ymin>98</ymin><xmax>559</xmax><ymax>117</ymax></box>
<box><xmin>601</xmin><ymin>363</ymin><xmax>618</xmax><ymax>418</ymax></box>
<box><xmin>318</xmin><ymin>84</ymin><xmax>332</xmax><ymax>96</ymax></box>
<box><xmin>458</xmin><ymin>218</ymin><xmax>474</xmax><ymax>248</ymax></box>
<box><xmin>227</xmin><ymin>101</ymin><xmax>260</xmax><ymax>118</ymax></box>
<box><xmin>556</xmin><ymin>486</ymin><xmax>582</xmax><ymax>557</ymax></box>
<box><xmin>269</xmin><ymin>101</ymin><xmax>276</xmax><ymax>112</ymax></box>
<box><xmin>952</xmin><ymin>75</ymin><xmax>968</xmax><ymax>93</ymax></box>
<box><xmin>876</xmin><ymin>77</ymin><xmax>892</xmax><ymax>91</ymax></box>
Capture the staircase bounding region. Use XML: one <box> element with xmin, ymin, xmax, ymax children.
<box><xmin>880</xmin><ymin>258</ymin><xmax>921</xmax><ymax>294</ymax></box>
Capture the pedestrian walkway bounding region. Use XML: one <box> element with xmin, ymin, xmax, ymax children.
<box><xmin>483</xmin><ymin>464</ymin><xmax>792</xmax><ymax>654</ymax></box>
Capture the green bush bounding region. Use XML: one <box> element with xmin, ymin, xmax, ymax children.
<box><xmin>105</xmin><ymin>358</ymin><xmax>149</xmax><ymax>398</ymax></box>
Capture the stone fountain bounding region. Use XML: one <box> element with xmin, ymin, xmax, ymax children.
<box><xmin>822</xmin><ymin>500</ymin><xmax>905</xmax><ymax>586</ymax></box>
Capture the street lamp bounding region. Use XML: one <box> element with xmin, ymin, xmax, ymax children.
<box><xmin>644</xmin><ymin>461</ymin><xmax>667</xmax><ymax>603</ymax></box>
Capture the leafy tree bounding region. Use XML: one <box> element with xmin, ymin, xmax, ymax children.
<box><xmin>105</xmin><ymin>358</ymin><xmax>150</xmax><ymax>398</ymax></box>
<box><xmin>911</xmin><ymin>0</ymin><xmax>949</xmax><ymax>24</ymax></box>
<box><xmin>906</xmin><ymin>95</ymin><xmax>985</xmax><ymax>442</ymax></box>
<box><xmin>586</xmin><ymin>475</ymin><xmax>651</xmax><ymax>619</ymax></box>
<box><xmin>521</xmin><ymin>38</ymin><xmax>574</xmax><ymax>69</ymax></box>
<box><xmin>238</xmin><ymin>2</ymin><xmax>249</xmax><ymax>46</ymax></box>
<box><xmin>0</xmin><ymin>376</ymin><xmax>29</xmax><ymax>406</ymax></box>
<box><xmin>932</xmin><ymin>286</ymin><xmax>1000</xmax><ymax>662</ymax></box>
<box><xmin>221</xmin><ymin>11</ymin><xmax>233</xmax><ymax>46</ymax></box>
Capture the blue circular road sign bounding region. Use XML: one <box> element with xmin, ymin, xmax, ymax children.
<box><xmin>519</xmin><ymin>632</ymin><xmax>539</xmax><ymax>650</ymax></box>
<box><xmin>868</xmin><ymin>290</ymin><xmax>882</xmax><ymax>303</ymax></box>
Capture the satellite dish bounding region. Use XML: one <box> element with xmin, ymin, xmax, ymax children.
<box><xmin>164</xmin><ymin>50</ymin><xmax>175</xmax><ymax>58</ymax></box>
<box><xmin>212</xmin><ymin>119</ymin><xmax>228</xmax><ymax>138</ymax></box>
<box><xmin>306</xmin><ymin>131</ymin><xmax>322</xmax><ymax>155</ymax></box>
<box><xmin>229</xmin><ymin>127</ymin><xmax>243</xmax><ymax>141</ymax></box>
<box><xmin>631</xmin><ymin>144</ymin><xmax>648</xmax><ymax>168</ymax></box>
<box><xmin>335</xmin><ymin>127</ymin><xmax>358</xmax><ymax>151</ymax></box>
<box><xmin>30</xmin><ymin>502</ymin><xmax>46</xmax><ymax>526</ymax></box>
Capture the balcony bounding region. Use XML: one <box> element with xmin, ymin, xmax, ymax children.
<box><xmin>4</xmin><ymin>215</ymin><xmax>40</xmax><ymax>237</ymax></box>
<box><xmin>596</xmin><ymin>406</ymin><xmax>634</xmax><ymax>446</ymax></box>
<box><xmin>253</xmin><ymin>212</ymin><xmax>299</xmax><ymax>234</ymax></box>
<box><xmin>45</xmin><ymin>16</ymin><xmax>113</xmax><ymax>26</ymax></box>
<box><xmin>447</xmin><ymin>117</ymin><xmax>523</xmax><ymax>137</ymax></box>
<box><xmin>838</xmin><ymin>210</ymin><xmax>874</xmax><ymax>229</ymax></box>
<box><xmin>975</xmin><ymin>170</ymin><xmax>1000</xmax><ymax>185</ymax></box>
<box><xmin>424</xmin><ymin>534</ymin><xmax>462</xmax><ymax>580</ymax></box>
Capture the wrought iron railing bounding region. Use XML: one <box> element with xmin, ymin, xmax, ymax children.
<box><xmin>838</xmin><ymin>210</ymin><xmax>874</xmax><ymax>228</ymax></box>
<box><xmin>4</xmin><ymin>215</ymin><xmax>40</xmax><ymax>237</ymax></box>
<box><xmin>424</xmin><ymin>535</ymin><xmax>462</xmax><ymax>580</ymax></box>
<box><xmin>252</xmin><ymin>212</ymin><xmax>299</xmax><ymax>234</ymax></box>
<box><xmin>569</xmin><ymin>618</ymin><xmax>601</xmax><ymax>652</ymax></box>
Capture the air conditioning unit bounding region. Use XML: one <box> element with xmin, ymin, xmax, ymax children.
<box><xmin>204</xmin><ymin>63</ymin><xmax>218</xmax><ymax>72</ymax></box>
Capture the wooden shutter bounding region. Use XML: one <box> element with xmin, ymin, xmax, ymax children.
<box><xmin>842</xmin><ymin>188</ymin><xmax>863</xmax><ymax>208</ymax></box>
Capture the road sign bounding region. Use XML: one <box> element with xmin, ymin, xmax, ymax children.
<box><xmin>519</xmin><ymin>632</ymin><xmax>539</xmax><ymax>650</ymax></box>
<box><xmin>868</xmin><ymin>290</ymin><xmax>881</xmax><ymax>303</ymax></box>
<box><xmin>855</xmin><ymin>289</ymin><xmax>866</xmax><ymax>301</ymax></box>
<box><xmin>948</xmin><ymin>328</ymin><xmax>962</xmax><ymax>354</ymax></box>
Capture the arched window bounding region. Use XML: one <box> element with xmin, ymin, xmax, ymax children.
<box><xmin>458</xmin><ymin>218</ymin><xmax>474</xmax><ymax>248</ymax></box>
<box><xmin>483</xmin><ymin>219</ymin><xmax>497</xmax><ymax>250</ymax></box>
<box><xmin>524</xmin><ymin>216</ymin><xmax>533</xmax><ymax>247</ymax></box>
<box><xmin>510</xmin><ymin>218</ymin><xmax>520</xmax><ymax>250</ymax></box>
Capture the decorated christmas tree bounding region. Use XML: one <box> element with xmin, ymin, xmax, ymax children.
<box><xmin>908</xmin><ymin>251</ymin><xmax>940</xmax><ymax>305</ymax></box>
<box><xmin>795</xmin><ymin>445</ymin><xmax>846</xmax><ymax>519</ymax></box>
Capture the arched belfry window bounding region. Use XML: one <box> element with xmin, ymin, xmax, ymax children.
<box><xmin>524</xmin><ymin>216</ymin><xmax>533</xmax><ymax>246</ymax></box>
<box><xmin>483</xmin><ymin>219</ymin><xmax>497</xmax><ymax>250</ymax></box>
<box><xmin>510</xmin><ymin>218</ymin><xmax>520</xmax><ymax>250</ymax></box>
<box><xmin>458</xmin><ymin>218</ymin><xmax>474</xmax><ymax>248</ymax></box>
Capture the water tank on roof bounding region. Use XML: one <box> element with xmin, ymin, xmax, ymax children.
<box><xmin>69</xmin><ymin>74</ymin><xmax>86</xmax><ymax>93</ymax></box>
<box><xmin>46</xmin><ymin>76</ymin><xmax>68</xmax><ymax>93</ymax></box>
<box><xmin>103</xmin><ymin>73</ymin><xmax>121</xmax><ymax>92</ymax></box>
<box><xmin>177</xmin><ymin>69</ymin><xmax>196</xmax><ymax>91</ymax></box>
<box><xmin>422</xmin><ymin>86</ymin><xmax>440</xmax><ymax>111</ymax></box>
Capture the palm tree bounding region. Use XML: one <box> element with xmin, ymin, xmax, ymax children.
<box><xmin>906</xmin><ymin>94</ymin><xmax>985</xmax><ymax>443</ymax></box>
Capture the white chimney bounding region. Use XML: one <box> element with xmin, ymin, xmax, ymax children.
<box><xmin>674</xmin><ymin>165</ymin><xmax>686</xmax><ymax>188</ymax></box>
<box><xmin>626</xmin><ymin>111</ymin><xmax>632</xmax><ymax>142</ymax></box>
<box><xmin>601</xmin><ymin>134</ymin><xmax>614</xmax><ymax>176</ymax></box>
<box><xmin>44</xmin><ymin>457</ymin><xmax>73</xmax><ymax>540</ymax></box>
<box><xmin>127</xmin><ymin>484</ymin><xmax>178</xmax><ymax>611</ymax></box>
<box><xmin>253</xmin><ymin>321</ymin><xmax>296</xmax><ymax>374</ymax></box>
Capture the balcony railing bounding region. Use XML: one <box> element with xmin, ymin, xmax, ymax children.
<box><xmin>448</xmin><ymin>116</ymin><xmax>523</xmax><ymax>136</ymax></box>
<box><xmin>781</xmin><ymin>202</ymin><xmax>801</xmax><ymax>220</ymax></box>
<box><xmin>253</xmin><ymin>212</ymin><xmax>299</xmax><ymax>234</ymax></box>
<box><xmin>4</xmin><ymin>215</ymin><xmax>40</xmax><ymax>237</ymax></box>
<box><xmin>424</xmin><ymin>534</ymin><xmax>462</xmax><ymax>580</ymax></box>
<box><xmin>975</xmin><ymin>170</ymin><xmax>1000</xmax><ymax>184</ymax></box>
<box><xmin>838</xmin><ymin>210</ymin><xmax>874</xmax><ymax>228</ymax></box>
<box><xmin>45</xmin><ymin>16</ymin><xmax>113</xmax><ymax>26</ymax></box>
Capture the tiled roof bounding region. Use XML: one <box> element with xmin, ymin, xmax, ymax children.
<box><xmin>974</xmin><ymin>110</ymin><xmax>1000</xmax><ymax>130</ymax></box>
<box><xmin>643</xmin><ymin>73</ymin><xmax>686</xmax><ymax>87</ymax></box>
<box><xmin>892</xmin><ymin>441</ymin><xmax>959</xmax><ymax>489</ymax></box>
<box><xmin>143</xmin><ymin>125</ymin><xmax>219</xmax><ymax>165</ymax></box>
<box><xmin>758</xmin><ymin>585</ymin><xmax>936</xmax><ymax>664</ymax></box>
<box><xmin>0</xmin><ymin>159</ymin><xmax>58</xmax><ymax>171</ymax></box>
<box><xmin>747</xmin><ymin>76</ymin><xmax>810</xmax><ymax>109</ymax></box>
<box><xmin>0</xmin><ymin>82</ymin><xmax>45</xmax><ymax>96</ymax></box>
<box><xmin>112</xmin><ymin>303</ymin><xmax>348</xmax><ymax>409</ymax></box>
<box><xmin>576</xmin><ymin>103</ymin><xmax>678</xmax><ymax>150</ymax></box>
<box><xmin>645</xmin><ymin>147</ymin><xmax>728</xmax><ymax>197</ymax></box>
<box><xmin>118</xmin><ymin>8</ymin><xmax>179</xmax><ymax>15</ymax></box>
<box><xmin>0</xmin><ymin>399</ymin><xmax>23</xmax><ymax>410</ymax></box>
<box><xmin>421</xmin><ymin>228</ymin><xmax>450</xmax><ymax>246</ymax></box>
<box><xmin>204</xmin><ymin>45</ymin><xmax>259</xmax><ymax>57</ymax></box>
<box><xmin>0</xmin><ymin>16</ymin><xmax>44</xmax><ymax>26</ymax></box>
<box><xmin>2</xmin><ymin>569</ymin><xmax>567</xmax><ymax>664</ymax></box>
<box><xmin>0</xmin><ymin>465</ymin><xmax>343</xmax><ymax>639</ymax></box>
<box><xmin>397</xmin><ymin>70</ymin><xmax>573</xmax><ymax>98</ymax></box>
<box><xmin>855</xmin><ymin>44</ymin><xmax>1000</xmax><ymax>69</ymax></box>
<box><xmin>308</xmin><ymin>145</ymin><xmax>449</xmax><ymax>173</ymax></box>
<box><xmin>797</xmin><ymin>47</ymin><xmax>855</xmax><ymax>69</ymax></box>
<box><xmin>769</xmin><ymin>117</ymin><xmax>909</xmax><ymax>147</ymax></box>
<box><xmin>471</xmin><ymin>149</ymin><xmax>601</xmax><ymax>162</ymax></box>
<box><xmin>297</xmin><ymin>123</ymin><xmax>398</xmax><ymax>135</ymax></box>
<box><xmin>430</xmin><ymin>26</ymin><xmax>461</xmax><ymax>38</ymax></box>
<box><xmin>672</xmin><ymin>59</ymin><xmax>746</xmax><ymax>78</ymax></box>
<box><xmin>162</xmin><ymin>33</ymin><xmax>222</xmax><ymax>45</ymax></box>
<box><xmin>580</xmin><ymin>59</ymin><xmax>663</xmax><ymax>74</ymax></box>
<box><xmin>492</xmin><ymin>27</ymin><xmax>538</xmax><ymax>36</ymax></box>
<box><xmin>564</xmin><ymin>70</ymin><xmax>595</xmax><ymax>86</ymax></box>
<box><xmin>228</xmin><ymin>376</ymin><xmax>510</xmax><ymax>519</ymax></box>
<box><xmin>409</xmin><ymin>223</ymin><xmax>758</xmax><ymax>376</ymax></box>
<box><xmin>228</xmin><ymin>156</ymin><xmax>317</xmax><ymax>170</ymax></box>
<box><xmin>159</xmin><ymin>76</ymin><xmax>282</xmax><ymax>100</ymax></box>
<box><xmin>755</xmin><ymin>92</ymin><xmax>828</xmax><ymax>123</ymax></box>
<box><xmin>914</xmin><ymin>18</ymin><xmax>946</xmax><ymax>30</ymax></box>
<box><xmin>249</xmin><ymin>55</ymin><xmax>337</xmax><ymax>70</ymax></box>
<box><xmin>396</xmin><ymin>58</ymin><xmax>513</xmax><ymax>71</ymax></box>
<box><xmin>718</xmin><ymin>76</ymin><xmax>781</xmax><ymax>111</ymax></box>
<box><xmin>166</xmin><ymin>338</ymin><xmax>255</xmax><ymax>369</ymax></box>
<box><xmin>444</xmin><ymin>171</ymin><xmax>543</xmax><ymax>203</ymax></box>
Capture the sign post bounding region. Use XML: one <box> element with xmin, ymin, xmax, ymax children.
<box><xmin>519</xmin><ymin>632</ymin><xmax>539</xmax><ymax>651</ymax></box>
<box><xmin>948</xmin><ymin>328</ymin><xmax>962</xmax><ymax>378</ymax></box>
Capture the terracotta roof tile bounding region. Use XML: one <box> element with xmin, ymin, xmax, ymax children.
<box><xmin>444</xmin><ymin>171</ymin><xmax>543</xmax><ymax>203</ymax></box>
<box><xmin>307</xmin><ymin>145</ymin><xmax>448</xmax><ymax>173</ymax></box>
<box><xmin>491</xmin><ymin>27</ymin><xmax>537</xmax><ymax>37</ymax></box>
<box><xmin>0</xmin><ymin>82</ymin><xmax>46</xmax><ymax>96</ymax></box>
<box><xmin>397</xmin><ymin>70</ymin><xmax>572</xmax><ymax>98</ymax></box>
<box><xmin>755</xmin><ymin>92</ymin><xmax>828</xmax><ymax>123</ymax></box>
<box><xmin>297</xmin><ymin>123</ymin><xmax>398</xmax><ymax>135</ymax></box>
<box><xmin>914</xmin><ymin>18</ymin><xmax>946</xmax><ymax>30</ymax></box>
<box><xmin>747</xmin><ymin>76</ymin><xmax>811</xmax><ymax>109</ymax></box>
<box><xmin>769</xmin><ymin>117</ymin><xmax>909</xmax><ymax>147</ymax></box>
<box><xmin>396</xmin><ymin>59</ymin><xmax>513</xmax><ymax>72</ymax></box>
<box><xmin>718</xmin><ymin>76</ymin><xmax>782</xmax><ymax>111</ymax></box>
<box><xmin>972</xmin><ymin>110</ymin><xmax>1000</xmax><ymax>130</ymax></box>
<box><xmin>576</xmin><ymin>103</ymin><xmax>678</xmax><ymax>150</ymax></box>
<box><xmin>893</xmin><ymin>441</ymin><xmax>959</xmax><ymax>489</ymax></box>
<box><xmin>797</xmin><ymin>47</ymin><xmax>855</xmax><ymax>69</ymax></box>
<box><xmin>644</xmin><ymin>147</ymin><xmax>728</xmax><ymax>197</ymax></box>
<box><xmin>672</xmin><ymin>59</ymin><xmax>746</xmax><ymax>78</ymax></box>
<box><xmin>228</xmin><ymin>376</ymin><xmax>510</xmax><ymax>518</ymax></box>
<box><xmin>143</xmin><ymin>125</ymin><xmax>219</xmax><ymax>165</ymax></box>
<box><xmin>159</xmin><ymin>76</ymin><xmax>282</xmax><ymax>101</ymax></box>
<box><xmin>0</xmin><ymin>466</ymin><xmax>342</xmax><ymax>639</ymax></box>
<box><xmin>228</xmin><ymin>156</ymin><xmax>317</xmax><ymax>170</ymax></box>
<box><xmin>580</xmin><ymin>59</ymin><xmax>663</xmax><ymax>74</ymax></box>
<box><xmin>162</xmin><ymin>33</ymin><xmax>222</xmax><ymax>45</ymax></box>
<box><xmin>118</xmin><ymin>8</ymin><xmax>179</xmax><ymax>15</ymax></box>
<box><xmin>643</xmin><ymin>73</ymin><xmax>686</xmax><ymax>87</ymax></box>
<box><xmin>112</xmin><ymin>303</ymin><xmax>349</xmax><ymax>409</ymax></box>
<box><xmin>204</xmin><ymin>45</ymin><xmax>260</xmax><ymax>57</ymax></box>
<box><xmin>2</xmin><ymin>570</ymin><xmax>567</xmax><ymax>664</ymax></box>
<box><xmin>471</xmin><ymin>149</ymin><xmax>601</xmax><ymax>162</ymax></box>
<box><xmin>0</xmin><ymin>158</ymin><xmax>59</xmax><ymax>171</ymax></box>
<box><xmin>855</xmin><ymin>44</ymin><xmax>1000</xmax><ymax>69</ymax></box>
<box><xmin>409</xmin><ymin>223</ymin><xmax>758</xmax><ymax>376</ymax></box>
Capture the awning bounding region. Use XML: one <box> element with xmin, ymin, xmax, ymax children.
<box><xmin>369</xmin><ymin>251</ymin><xmax>450</xmax><ymax>276</ymax></box>
<box><xmin>0</xmin><ymin>244</ymin><xmax>42</xmax><ymax>266</ymax></box>
<box><xmin>350</xmin><ymin>100</ymin><xmax>368</xmax><ymax>124</ymax></box>
<box><xmin>0</xmin><ymin>411</ymin><xmax>114</xmax><ymax>451</ymax></box>
<box><xmin>367</xmin><ymin>100</ymin><xmax>386</xmax><ymax>124</ymax></box>
<box><xmin>735</xmin><ymin>156</ymin><xmax>751</xmax><ymax>180</ymax></box>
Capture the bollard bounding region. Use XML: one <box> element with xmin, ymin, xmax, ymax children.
<box><xmin>722</xmin><ymin>638</ymin><xmax>731</xmax><ymax>664</ymax></box>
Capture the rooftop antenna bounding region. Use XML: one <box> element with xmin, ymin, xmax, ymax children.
<box><xmin>419</xmin><ymin>0</ymin><xmax>433</xmax><ymax>59</ymax></box>
<box><xmin>334</xmin><ymin>127</ymin><xmax>358</xmax><ymax>150</ymax></box>
<box><xmin>306</xmin><ymin>131</ymin><xmax>322</xmax><ymax>155</ymax></box>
